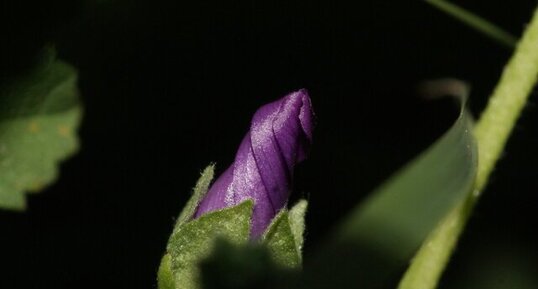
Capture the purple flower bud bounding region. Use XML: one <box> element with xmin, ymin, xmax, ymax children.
<box><xmin>194</xmin><ymin>89</ymin><xmax>314</xmax><ymax>238</ymax></box>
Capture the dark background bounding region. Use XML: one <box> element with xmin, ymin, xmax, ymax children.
<box><xmin>1</xmin><ymin>0</ymin><xmax>537</xmax><ymax>288</ymax></box>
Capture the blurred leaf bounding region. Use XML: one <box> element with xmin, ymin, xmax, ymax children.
<box><xmin>200</xmin><ymin>240</ymin><xmax>297</xmax><ymax>289</ymax></box>
<box><xmin>160</xmin><ymin>200</ymin><xmax>253</xmax><ymax>289</ymax></box>
<box><xmin>441</xmin><ymin>237</ymin><xmax>538</xmax><ymax>289</ymax></box>
<box><xmin>0</xmin><ymin>51</ymin><xmax>82</xmax><ymax>210</ymax></box>
<box><xmin>302</xmin><ymin>95</ymin><xmax>478</xmax><ymax>288</ymax></box>
<box><xmin>424</xmin><ymin>0</ymin><xmax>517</xmax><ymax>48</ymax></box>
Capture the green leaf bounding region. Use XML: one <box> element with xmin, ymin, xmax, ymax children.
<box><xmin>161</xmin><ymin>200</ymin><xmax>253</xmax><ymax>289</ymax></box>
<box><xmin>0</xmin><ymin>52</ymin><xmax>82</xmax><ymax>210</ymax></box>
<box><xmin>263</xmin><ymin>211</ymin><xmax>301</xmax><ymax>268</ymax></box>
<box><xmin>175</xmin><ymin>164</ymin><xmax>215</xmax><ymax>228</ymax></box>
<box><xmin>302</xmin><ymin>95</ymin><xmax>478</xmax><ymax>288</ymax></box>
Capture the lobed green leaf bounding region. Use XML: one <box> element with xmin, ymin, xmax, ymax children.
<box><xmin>0</xmin><ymin>52</ymin><xmax>82</xmax><ymax>210</ymax></box>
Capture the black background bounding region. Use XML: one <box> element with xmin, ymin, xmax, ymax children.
<box><xmin>1</xmin><ymin>0</ymin><xmax>537</xmax><ymax>288</ymax></box>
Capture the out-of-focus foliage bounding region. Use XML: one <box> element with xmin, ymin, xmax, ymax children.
<box><xmin>200</xmin><ymin>240</ymin><xmax>296</xmax><ymax>289</ymax></box>
<box><xmin>0</xmin><ymin>51</ymin><xmax>82</xmax><ymax>210</ymax></box>
<box><xmin>301</xmin><ymin>96</ymin><xmax>477</xmax><ymax>288</ymax></box>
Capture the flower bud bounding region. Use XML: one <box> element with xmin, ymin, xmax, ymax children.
<box><xmin>194</xmin><ymin>89</ymin><xmax>314</xmax><ymax>237</ymax></box>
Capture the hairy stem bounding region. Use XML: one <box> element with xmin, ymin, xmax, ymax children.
<box><xmin>399</xmin><ymin>6</ymin><xmax>538</xmax><ymax>289</ymax></box>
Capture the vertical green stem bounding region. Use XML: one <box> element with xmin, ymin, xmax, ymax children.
<box><xmin>399</xmin><ymin>6</ymin><xmax>538</xmax><ymax>289</ymax></box>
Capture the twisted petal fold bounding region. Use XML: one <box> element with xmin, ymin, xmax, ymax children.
<box><xmin>194</xmin><ymin>89</ymin><xmax>314</xmax><ymax>237</ymax></box>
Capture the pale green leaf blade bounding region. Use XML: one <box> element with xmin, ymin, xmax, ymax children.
<box><xmin>340</xmin><ymin>99</ymin><xmax>477</xmax><ymax>256</ymax></box>
<box><xmin>303</xmin><ymin>96</ymin><xmax>478</xmax><ymax>288</ymax></box>
<box><xmin>161</xmin><ymin>200</ymin><xmax>253</xmax><ymax>289</ymax></box>
<box><xmin>0</xmin><ymin>54</ymin><xmax>82</xmax><ymax>210</ymax></box>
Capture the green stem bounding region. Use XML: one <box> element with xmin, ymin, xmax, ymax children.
<box><xmin>398</xmin><ymin>6</ymin><xmax>538</xmax><ymax>289</ymax></box>
<box><xmin>425</xmin><ymin>0</ymin><xmax>517</xmax><ymax>48</ymax></box>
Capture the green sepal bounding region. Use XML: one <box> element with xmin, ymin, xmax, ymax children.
<box><xmin>288</xmin><ymin>199</ymin><xmax>308</xmax><ymax>257</ymax></box>
<box><xmin>160</xmin><ymin>200</ymin><xmax>253</xmax><ymax>289</ymax></box>
<box><xmin>175</xmin><ymin>164</ymin><xmax>215</xmax><ymax>229</ymax></box>
<box><xmin>157</xmin><ymin>254</ymin><xmax>175</xmax><ymax>289</ymax></box>
<box><xmin>158</xmin><ymin>165</ymin><xmax>216</xmax><ymax>289</ymax></box>
<box><xmin>0</xmin><ymin>49</ymin><xmax>82</xmax><ymax>210</ymax></box>
<box><xmin>263</xmin><ymin>200</ymin><xmax>308</xmax><ymax>268</ymax></box>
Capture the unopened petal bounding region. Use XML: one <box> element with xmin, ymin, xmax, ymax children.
<box><xmin>194</xmin><ymin>89</ymin><xmax>315</xmax><ymax>238</ymax></box>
